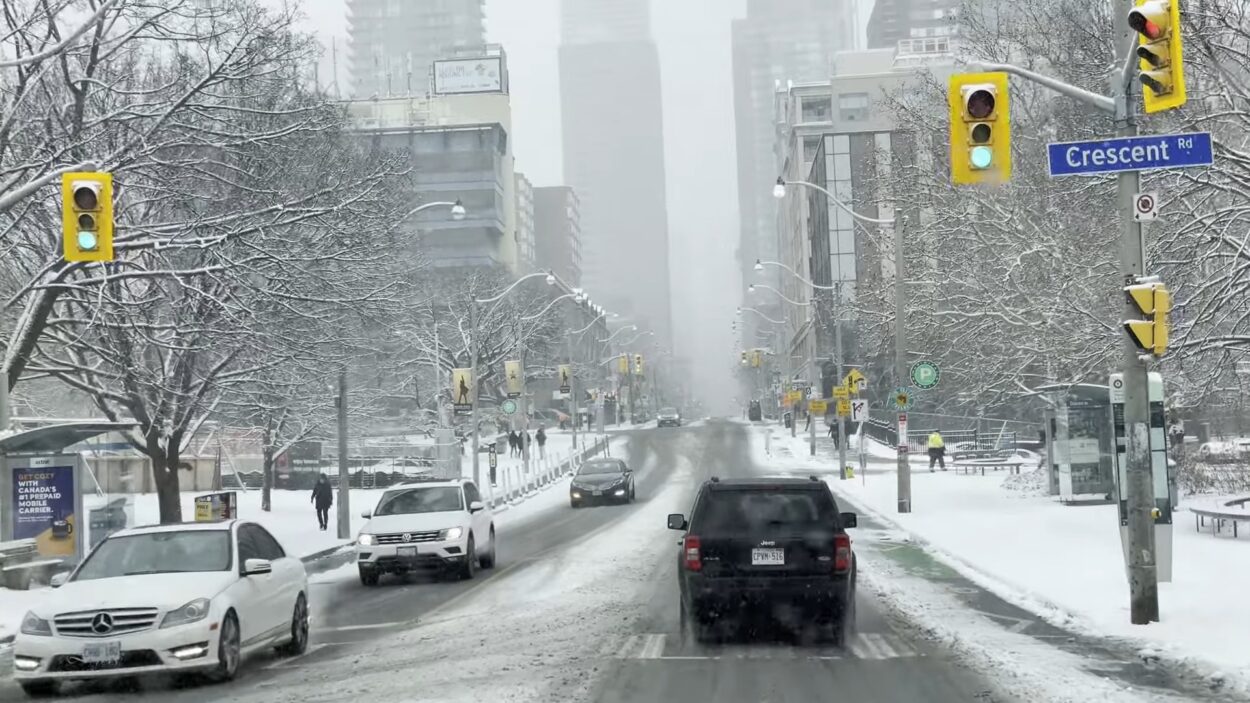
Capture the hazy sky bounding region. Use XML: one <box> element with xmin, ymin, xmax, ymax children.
<box><xmin>278</xmin><ymin>0</ymin><xmax>869</xmax><ymax>412</ymax></box>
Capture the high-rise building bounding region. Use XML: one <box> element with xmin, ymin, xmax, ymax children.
<box><xmin>866</xmin><ymin>0</ymin><xmax>960</xmax><ymax>50</ymax></box>
<box><xmin>346</xmin><ymin>0</ymin><xmax>485</xmax><ymax>99</ymax></box>
<box><xmin>515</xmin><ymin>174</ymin><xmax>537</xmax><ymax>274</ymax></box>
<box><xmin>773</xmin><ymin>45</ymin><xmax>956</xmax><ymax>389</ymax></box>
<box><xmin>558</xmin><ymin>0</ymin><xmax>672</xmax><ymax>344</ymax></box>
<box><xmin>732</xmin><ymin>0</ymin><xmax>858</xmax><ymax>362</ymax></box>
<box><xmin>534</xmin><ymin>187</ymin><xmax>583</xmax><ymax>287</ymax></box>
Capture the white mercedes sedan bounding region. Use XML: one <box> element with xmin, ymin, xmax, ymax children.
<box><xmin>12</xmin><ymin>520</ymin><xmax>309</xmax><ymax>697</ymax></box>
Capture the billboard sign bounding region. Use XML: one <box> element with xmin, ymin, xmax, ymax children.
<box><xmin>10</xmin><ymin>460</ymin><xmax>80</xmax><ymax>558</ymax></box>
<box><xmin>433</xmin><ymin>57</ymin><xmax>504</xmax><ymax>95</ymax></box>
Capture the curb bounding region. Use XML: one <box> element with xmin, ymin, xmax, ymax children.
<box><xmin>300</xmin><ymin>542</ymin><xmax>353</xmax><ymax>563</ymax></box>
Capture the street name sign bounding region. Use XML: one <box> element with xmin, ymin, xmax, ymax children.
<box><xmin>1047</xmin><ymin>132</ymin><xmax>1212</xmax><ymax>178</ymax></box>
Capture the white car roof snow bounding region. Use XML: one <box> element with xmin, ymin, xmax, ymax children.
<box><xmin>111</xmin><ymin>520</ymin><xmax>236</xmax><ymax>538</ymax></box>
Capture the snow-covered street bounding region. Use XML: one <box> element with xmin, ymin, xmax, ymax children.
<box><xmin>8</xmin><ymin>422</ymin><xmax>1239</xmax><ymax>703</ymax></box>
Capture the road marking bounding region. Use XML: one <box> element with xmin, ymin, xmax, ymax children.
<box><xmin>639</xmin><ymin>633</ymin><xmax>666</xmax><ymax>659</ymax></box>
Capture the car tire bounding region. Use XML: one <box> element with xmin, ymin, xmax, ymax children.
<box><xmin>276</xmin><ymin>593</ymin><xmax>309</xmax><ymax>656</ymax></box>
<box><xmin>479</xmin><ymin>527</ymin><xmax>496</xmax><ymax>569</ymax></box>
<box><xmin>680</xmin><ymin>598</ymin><xmax>717</xmax><ymax>644</ymax></box>
<box><xmin>459</xmin><ymin>536</ymin><xmax>478</xmax><ymax>580</ymax></box>
<box><xmin>359</xmin><ymin>567</ymin><xmax>380</xmax><ymax>587</ymax></box>
<box><xmin>18</xmin><ymin>680</ymin><xmax>59</xmax><ymax>698</ymax></box>
<box><xmin>570</xmin><ymin>499</ymin><xmax>581</xmax><ymax>509</ymax></box>
<box><xmin>208</xmin><ymin>611</ymin><xmax>241</xmax><ymax>683</ymax></box>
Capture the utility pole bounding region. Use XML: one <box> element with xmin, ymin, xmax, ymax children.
<box><xmin>894</xmin><ymin>215</ymin><xmax>911</xmax><ymax>513</ymax></box>
<box><xmin>567</xmin><ymin>335</ymin><xmax>578</xmax><ymax>451</ymax></box>
<box><xmin>335</xmin><ymin>370</ymin><xmax>349</xmax><ymax>539</ymax></box>
<box><xmin>834</xmin><ymin>283</ymin><xmax>849</xmax><ymax>480</ymax></box>
<box><xmin>468</xmin><ymin>304</ymin><xmax>482</xmax><ymax>496</ymax></box>
<box><xmin>1112</xmin><ymin>1</ymin><xmax>1159</xmax><ymax>624</ymax></box>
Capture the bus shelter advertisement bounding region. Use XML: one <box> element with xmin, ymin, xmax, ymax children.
<box><xmin>12</xmin><ymin>464</ymin><xmax>77</xmax><ymax>557</ymax></box>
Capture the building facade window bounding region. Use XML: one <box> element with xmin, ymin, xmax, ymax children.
<box><xmin>800</xmin><ymin>95</ymin><xmax>831</xmax><ymax>122</ymax></box>
<box><xmin>838</xmin><ymin>92</ymin><xmax>869</xmax><ymax>122</ymax></box>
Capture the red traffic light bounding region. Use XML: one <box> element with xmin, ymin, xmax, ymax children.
<box><xmin>966</xmin><ymin>89</ymin><xmax>995</xmax><ymax>119</ymax></box>
<box><xmin>72</xmin><ymin>184</ymin><xmax>99</xmax><ymax>210</ymax></box>
<box><xmin>1128</xmin><ymin>9</ymin><xmax>1163</xmax><ymax>40</ymax></box>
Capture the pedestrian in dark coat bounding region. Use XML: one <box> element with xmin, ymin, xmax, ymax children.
<box><xmin>536</xmin><ymin>427</ymin><xmax>548</xmax><ymax>459</ymax></box>
<box><xmin>508</xmin><ymin>430</ymin><xmax>520</xmax><ymax>457</ymax></box>
<box><xmin>311</xmin><ymin>474</ymin><xmax>333</xmax><ymax>531</ymax></box>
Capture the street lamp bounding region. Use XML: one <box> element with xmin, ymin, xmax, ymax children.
<box><xmin>771</xmin><ymin>177</ymin><xmax>908</xmax><ymax>510</ymax></box>
<box><xmin>467</xmin><ymin>270</ymin><xmax>557</xmax><ymax>499</ymax></box>
<box><xmin>451</xmin><ymin>199</ymin><xmax>467</xmax><ymax>221</ymax></box>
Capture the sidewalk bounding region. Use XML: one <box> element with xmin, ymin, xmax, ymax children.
<box><xmin>754</xmin><ymin>424</ymin><xmax>1250</xmax><ymax>690</ymax></box>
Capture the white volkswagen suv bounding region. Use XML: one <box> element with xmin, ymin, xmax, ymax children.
<box><xmin>355</xmin><ymin>478</ymin><xmax>496</xmax><ymax>585</ymax></box>
<box><xmin>12</xmin><ymin>521</ymin><xmax>309</xmax><ymax>697</ymax></box>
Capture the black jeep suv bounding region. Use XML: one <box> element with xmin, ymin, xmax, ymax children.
<box><xmin>667</xmin><ymin>476</ymin><xmax>857</xmax><ymax>644</ymax></box>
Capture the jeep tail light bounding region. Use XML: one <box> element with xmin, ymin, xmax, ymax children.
<box><xmin>683</xmin><ymin>535</ymin><xmax>702</xmax><ymax>571</ymax></box>
<box><xmin>834</xmin><ymin>533</ymin><xmax>851</xmax><ymax>573</ymax></box>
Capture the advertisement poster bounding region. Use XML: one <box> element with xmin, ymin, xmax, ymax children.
<box><xmin>12</xmin><ymin>465</ymin><xmax>77</xmax><ymax>557</ymax></box>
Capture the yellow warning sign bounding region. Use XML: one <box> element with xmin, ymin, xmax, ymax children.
<box><xmin>836</xmin><ymin>399</ymin><xmax>852</xmax><ymax>417</ymax></box>
<box><xmin>808</xmin><ymin>399</ymin><xmax>828</xmax><ymax>414</ymax></box>
<box><xmin>833</xmin><ymin>387</ymin><xmax>849</xmax><ymax>401</ymax></box>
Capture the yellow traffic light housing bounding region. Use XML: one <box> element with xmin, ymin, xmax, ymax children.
<box><xmin>62</xmin><ymin>172</ymin><xmax>114</xmax><ymax>262</ymax></box>
<box><xmin>1125</xmin><ymin>282</ymin><xmax>1170</xmax><ymax>357</ymax></box>
<box><xmin>1129</xmin><ymin>0</ymin><xmax>1186</xmax><ymax>114</ymax></box>
<box><xmin>634</xmin><ymin>354</ymin><xmax>644</xmax><ymax>375</ymax></box>
<box><xmin>948</xmin><ymin>72</ymin><xmax>1011</xmax><ymax>186</ymax></box>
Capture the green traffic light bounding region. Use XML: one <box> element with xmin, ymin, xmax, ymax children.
<box><xmin>970</xmin><ymin>146</ymin><xmax>993</xmax><ymax>170</ymax></box>
<box><xmin>77</xmin><ymin>230</ymin><xmax>99</xmax><ymax>251</ymax></box>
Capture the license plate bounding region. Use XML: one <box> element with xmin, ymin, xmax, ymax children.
<box><xmin>592</xmin><ymin>490</ymin><xmax>602</xmax><ymax>496</ymax></box>
<box><xmin>397</xmin><ymin>546</ymin><xmax>417</xmax><ymax>558</ymax></box>
<box><xmin>81</xmin><ymin>641</ymin><xmax>121</xmax><ymax>665</ymax></box>
<box><xmin>751</xmin><ymin>548</ymin><xmax>785</xmax><ymax>566</ymax></box>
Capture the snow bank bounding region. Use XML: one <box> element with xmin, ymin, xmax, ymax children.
<box><xmin>824</xmin><ymin>463</ymin><xmax>1250</xmax><ymax>689</ymax></box>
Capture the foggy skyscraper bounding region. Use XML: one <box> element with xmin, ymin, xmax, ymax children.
<box><xmin>346</xmin><ymin>0</ymin><xmax>485</xmax><ymax>98</ymax></box>
<box><xmin>732</xmin><ymin>0</ymin><xmax>858</xmax><ymax>340</ymax></box>
<box><xmin>558</xmin><ymin>0</ymin><xmax>673</xmax><ymax>345</ymax></box>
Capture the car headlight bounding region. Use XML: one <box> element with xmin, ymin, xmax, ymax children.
<box><xmin>20</xmin><ymin>611</ymin><xmax>51</xmax><ymax>636</ymax></box>
<box><xmin>439</xmin><ymin>527</ymin><xmax>464</xmax><ymax>541</ymax></box>
<box><xmin>357</xmin><ymin>533</ymin><xmax>374</xmax><ymax>546</ymax></box>
<box><xmin>159</xmin><ymin>598</ymin><xmax>211</xmax><ymax>629</ymax></box>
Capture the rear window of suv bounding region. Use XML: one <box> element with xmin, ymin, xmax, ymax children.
<box><xmin>691</xmin><ymin>488</ymin><xmax>838</xmax><ymax>533</ymax></box>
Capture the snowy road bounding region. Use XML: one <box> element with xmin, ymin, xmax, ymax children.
<box><xmin>2</xmin><ymin>421</ymin><xmax>1218</xmax><ymax>702</ymax></box>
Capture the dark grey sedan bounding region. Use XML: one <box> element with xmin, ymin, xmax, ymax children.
<box><xmin>570</xmin><ymin>458</ymin><xmax>635</xmax><ymax>507</ymax></box>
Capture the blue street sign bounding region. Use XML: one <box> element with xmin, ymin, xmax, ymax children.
<box><xmin>1047</xmin><ymin>132</ymin><xmax>1213</xmax><ymax>177</ymax></box>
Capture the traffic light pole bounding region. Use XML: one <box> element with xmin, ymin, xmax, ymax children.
<box><xmin>964</xmin><ymin>0</ymin><xmax>1159</xmax><ymax>622</ymax></box>
<box><xmin>894</xmin><ymin>216</ymin><xmax>910</xmax><ymax>513</ymax></box>
<box><xmin>1112</xmin><ymin>4</ymin><xmax>1160</xmax><ymax>625</ymax></box>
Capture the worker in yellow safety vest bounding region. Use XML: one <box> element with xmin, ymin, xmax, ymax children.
<box><xmin>927</xmin><ymin>431</ymin><xmax>946</xmax><ymax>472</ymax></box>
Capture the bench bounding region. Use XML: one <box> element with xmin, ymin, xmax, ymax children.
<box><xmin>1</xmin><ymin>559</ymin><xmax>64</xmax><ymax>590</ymax></box>
<box><xmin>949</xmin><ymin>457</ymin><xmax>1026</xmax><ymax>476</ymax></box>
<box><xmin>1191</xmin><ymin>497</ymin><xmax>1250</xmax><ymax>539</ymax></box>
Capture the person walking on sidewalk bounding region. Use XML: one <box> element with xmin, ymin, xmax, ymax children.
<box><xmin>927</xmin><ymin>431</ymin><xmax>946</xmax><ymax>472</ymax></box>
<box><xmin>536</xmin><ymin>426</ymin><xmax>548</xmax><ymax>459</ymax></box>
<box><xmin>311</xmin><ymin>474</ymin><xmax>333</xmax><ymax>531</ymax></box>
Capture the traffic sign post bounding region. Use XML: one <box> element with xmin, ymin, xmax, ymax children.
<box><xmin>910</xmin><ymin>361</ymin><xmax>941</xmax><ymax>390</ymax></box>
<box><xmin>1046</xmin><ymin>132</ymin><xmax>1212</xmax><ymax>177</ymax></box>
<box><xmin>1133</xmin><ymin>192</ymin><xmax>1158</xmax><ymax>221</ymax></box>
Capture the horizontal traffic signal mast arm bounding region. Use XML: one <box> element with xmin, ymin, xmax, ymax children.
<box><xmin>962</xmin><ymin>61</ymin><xmax>1117</xmax><ymax>113</ymax></box>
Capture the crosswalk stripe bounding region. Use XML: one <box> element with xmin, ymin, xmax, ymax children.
<box><xmin>639</xmin><ymin>633</ymin><xmax>666</xmax><ymax>659</ymax></box>
<box><xmin>603</xmin><ymin>632</ymin><xmax>923</xmax><ymax>661</ymax></box>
